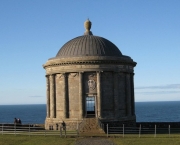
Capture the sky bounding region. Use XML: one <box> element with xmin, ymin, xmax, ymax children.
<box><xmin>0</xmin><ymin>0</ymin><xmax>180</xmax><ymax>105</ymax></box>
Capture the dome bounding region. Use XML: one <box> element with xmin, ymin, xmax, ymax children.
<box><xmin>56</xmin><ymin>19</ymin><xmax>122</xmax><ymax>58</ymax></box>
<box><xmin>56</xmin><ymin>35</ymin><xmax>122</xmax><ymax>58</ymax></box>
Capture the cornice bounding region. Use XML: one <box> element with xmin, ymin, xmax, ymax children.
<box><xmin>43</xmin><ymin>59</ymin><xmax>137</xmax><ymax>69</ymax></box>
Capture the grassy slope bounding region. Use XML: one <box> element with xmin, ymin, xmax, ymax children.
<box><xmin>112</xmin><ymin>138</ymin><xmax>180</xmax><ymax>145</ymax></box>
<box><xmin>0</xmin><ymin>135</ymin><xmax>180</xmax><ymax>145</ymax></box>
<box><xmin>111</xmin><ymin>135</ymin><xmax>180</xmax><ymax>145</ymax></box>
<box><xmin>0</xmin><ymin>135</ymin><xmax>76</xmax><ymax>145</ymax></box>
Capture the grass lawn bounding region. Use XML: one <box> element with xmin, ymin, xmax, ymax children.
<box><xmin>0</xmin><ymin>134</ymin><xmax>180</xmax><ymax>145</ymax></box>
<box><xmin>111</xmin><ymin>134</ymin><xmax>180</xmax><ymax>145</ymax></box>
<box><xmin>0</xmin><ymin>135</ymin><xmax>76</xmax><ymax>145</ymax></box>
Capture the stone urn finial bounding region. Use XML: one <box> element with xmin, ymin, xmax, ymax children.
<box><xmin>84</xmin><ymin>19</ymin><xmax>91</xmax><ymax>31</ymax></box>
<box><xmin>84</xmin><ymin>19</ymin><xmax>93</xmax><ymax>35</ymax></box>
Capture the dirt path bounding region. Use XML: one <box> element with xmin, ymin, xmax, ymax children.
<box><xmin>74</xmin><ymin>138</ymin><xmax>115</xmax><ymax>145</ymax></box>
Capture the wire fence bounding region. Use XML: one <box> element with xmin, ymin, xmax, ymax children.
<box><xmin>1</xmin><ymin>123</ymin><xmax>180</xmax><ymax>138</ymax></box>
<box><xmin>0</xmin><ymin>124</ymin><xmax>78</xmax><ymax>137</ymax></box>
<box><xmin>106</xmin><ymin>124</ymin><xmax>180</xmax><ymax>137</ymax></box>
<box><xmin>97</xmin><ymin>118</ymin><xmax>105</xmax><ymax>131</ymax></box>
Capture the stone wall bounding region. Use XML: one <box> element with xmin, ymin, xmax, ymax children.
<box><xmin>44</xmin><ymin>62</ymin><xmax>136</xmax><ymax>130</ymax></box>
<box><xmin>118</xmin><ymin>73</ymin><xmax>126</xmax><ymax>117</ymax></box>
<box><xmin>101</xmin><ymin>72</ymin><xmax>114</xmax><ymax>119</ymax></box>
<box><xmin>56</xmin><ymin>74</ymin><xmax>64</xmax><ymax>119</ymax></box>
<box><xmin>68</xmin><ymin>73</ymin><xmax>79</xmax><ymax>118</ymax></box>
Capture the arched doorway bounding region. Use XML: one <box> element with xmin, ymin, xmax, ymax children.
<box><xmin>86</xmin><ymin>96</ymin><xmax>96</xmax><ymax>117</ymax></box>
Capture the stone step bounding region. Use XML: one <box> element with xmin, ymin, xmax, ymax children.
<box><xmin>79</xmin><ymin>118</ymin><xmax>105</xmax><ymax>134</ymax></box>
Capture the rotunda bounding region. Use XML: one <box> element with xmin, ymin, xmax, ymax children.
<box><xmin>43</xmin><ymin>19</ymin><xmax>137</xmax><ymax>130</ymax></box>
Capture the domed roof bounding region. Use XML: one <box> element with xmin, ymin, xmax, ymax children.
<box><xmin>56</xmin><ymin>19</ymin><xmax>122</xmax><ymax>58</ymax></box>
<box><xmin>56</xmin><ymin>35</ymin><xmax>122</xmax><ymax>58</ymax></box>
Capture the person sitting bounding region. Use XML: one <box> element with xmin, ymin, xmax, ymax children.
<box><xmin>16</xmin><ymin>118</ymin><xmax>22</xmax><ymax>125</ymax></box>
<box><xmin>17</xmin><ymin>118</ymin><xmax>22</xmax><ymax>124</ymax></box>
<box><xmin>19</xmin><ymin>119</ymin><xmax>22</xmax><ymax>124</ymax></box>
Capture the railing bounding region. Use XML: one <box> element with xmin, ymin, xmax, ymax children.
<box><xmin>97</xmin><ymin>118</ymin><xmax>105</xmax><ymax>131</ymax></box>
<box><xmin>2</xmin><ymin>123</ymin><xmax>180</xmax><ymax>138</ymax></box>
<box><xmin>106</xmin><ymin>124</ymin><xmax>180</xmax><ymax>137</ymax></box>
<box><xmin>0</xmin><ymin>123</ymin><xmax>78</xmax><ymax>137</ymax></box>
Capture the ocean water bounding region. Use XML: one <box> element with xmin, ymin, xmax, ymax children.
<box><xmin>0</xmin><ymin>104</ymin><xmax>46</xmax><ymax>124</ymax></box>
<box><xmin>0</xmin><ymin>101</ymin><xmax>180</xmax><ymax>124</ymax></box>
<box><xmin>136</xmin><ymin>101</ymin><xmax>180</xmax><ymax>122</ymax></box>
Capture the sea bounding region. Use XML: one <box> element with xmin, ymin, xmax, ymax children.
<box><xmin>0</xmin><ymin>101</ymin><xmax>180</xmax><ymax>124</ymax></box>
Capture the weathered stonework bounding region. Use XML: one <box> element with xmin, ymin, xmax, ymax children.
<box><xmin>43</xmin><ymin>20</ymin><xmax>137</xmax><ymax>130</ymax></box>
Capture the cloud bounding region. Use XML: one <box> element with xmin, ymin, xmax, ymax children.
<box><xmin>28</xmin><ymin>96</ymin><xmax>44</xmax><ymax>98</ymax></box>
<box><xmin>135</xmin><ymin>84</ymin><xmax>180</xmax><ymax>89</ymax></box>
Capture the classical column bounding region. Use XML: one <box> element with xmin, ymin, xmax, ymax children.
<box><xmin>113</xmin><ymin>72</ymin><xmax>119</xmax><ymax>118</ymax></box>
<box><xmin>63</xmin><ymin>73</ymin><xmax>68</xmax><ymax>118</ymax></box>
<box><xmin>130</xmin><ymin>73</ymin><xmax>135</xmax><ymax>115</ymax></box>
<box><xmin>79</xmin><ymin>72</ymin><xmax>84</xmax><ymax>118</ymax></box>
<box><xmin>95</xmin><ymin>95</ymin><xmax>98</xmax><ymax>117</ymax></box>
<box><xmin>118</xmin><ymin>72</ymin><xmax>126</xmax><ymax>116</ymax></box>
<box><xmin>50</xmin><ymin>74</ymin><xmax>55</xmax><ymax>118</ymax></box>
<box><xmin>46</xmin><ymin>75</ymin><xmax>50</xmax><ymax>118</ymax></box>
<box><xmin>125</xmin><ymin>73</ymin><xmax>132</xmax><ymax>116</ymax></box>
<box><xmin>97</xmin><ymin>71</ymin><xmax>102</xmax><ymax>118</ymax></box>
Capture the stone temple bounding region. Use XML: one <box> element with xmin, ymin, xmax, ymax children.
<box><xmin>43</xmin><ymin>19</ymin><xmax>137</xmax><ymax>130</ymax></box>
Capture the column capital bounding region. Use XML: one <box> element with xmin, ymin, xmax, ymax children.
<box><xmin>62</xmin><ymin>73</ymin><xmax>68</xmax><ymax>77</ymax></box>
<box><xmin>130</xmin><ymin>72</ymin><xmax>135</xmax><ymax>76</ymax></box>
<box><xmin>49</xmin><ymin>74</ymin><xmax>56</xmax><ymax>77</ymax></box>
<box><xmin>96</xmin><ymin>71</ymin><xmax>103</xmax><ymax>77</ymax></box>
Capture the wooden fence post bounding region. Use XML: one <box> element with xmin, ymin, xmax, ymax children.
<box><xmin>139</xmin><ymin>124</ymin><xmax>141</xmax><ymax>138</ymax></box>
<box><xmin>107</xmin><ymin>124</ymin><xmax>108</xmax><ymax>137</ymax></box>
<box><xmin>60</xmin><ymin>127</ymin><xmax>62</xmax><ymax>137</ymax></box>
<box><xmin>44</xmin><ymin>129</ymin><xmax>46</xmax><ymax>136</ymax></box>
<box><xmin>123</xmin><ymin>124</ymin><xmax>124</xmax><ymax>138</ymax></box>
<box><xmin>29</xmin><ymin>124</ymin><xmax>30</xmax><ymax>137</ymax></box>
<box><xmin>65</xmin><ymin>127</ymin><xmax>66</xmax><ymax>138</ymax></box>
<box><xmin>2</xmin><ymin>124</ymin><xmax>3</xmax><ymax>135</ymax></box>
<box><xmin>14</xmin><ymin>124</ymin><xmax>16</xmax><ymax>136</ymax></box>
<box><xmin>154</xmin><ymin>124</ymin><xmax>156</xmax><ymax>138</ymax></box>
